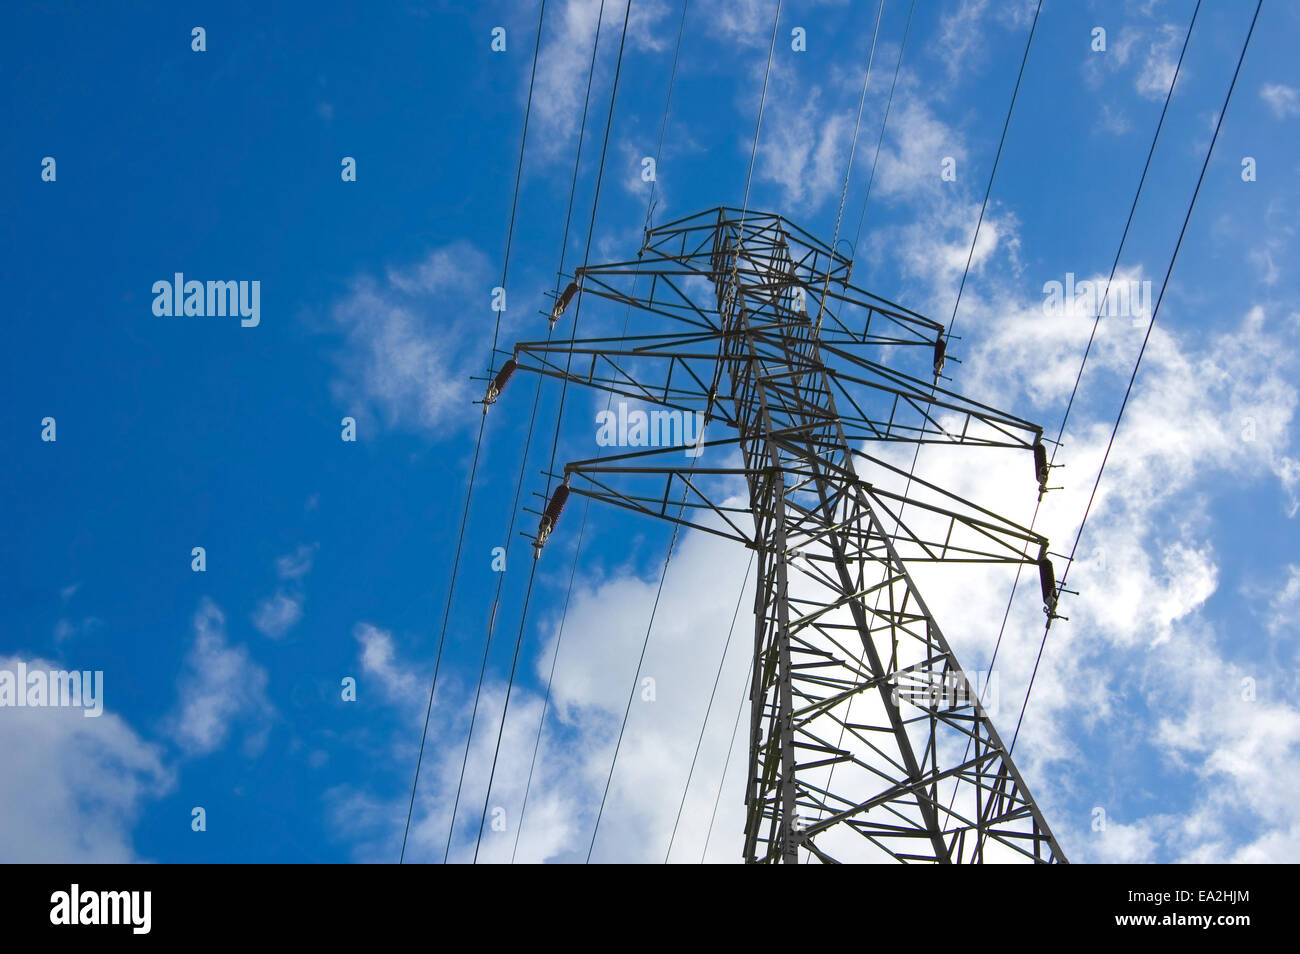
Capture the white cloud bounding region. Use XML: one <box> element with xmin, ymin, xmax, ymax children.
<box><xmin>328</xmin><ymin>243</ymin><xmax>492</xmax><ymax>437</ymax></box>
<box><xmin>1095</xmin><ymin>103</ymin><xmax>1131</xmax><ymax>136</ymax></box>
<box><xmin>251</xmin><ymin>591</ymin><xmax>304</xmax><ymax>640</ymax></box>
<box><xmin>1135</xmin><ymin>23</ymin><xmax>1183</xmax><ymax>101</ymax></box>
<box><xmin>171</xmin><ymin>599</ymin><xmax>273</xmax><ymax>757</ymax></box>
<box><xmin>702</xmin><ymin>0</ymin><xmax>777</xmax><ymax>49</ymax></box>
<box><xmin>1088</xmin><ymin>817</ymin><xmax>1160</xmax><ymax>863</ymax></box>
<box><xmin>935</xmin><ymin>0</ymin><xmax>991</xmax><ymax>80</ymax></box>
<box><xmin>275</xmin><ymin>544</ymin><xmax>317</xmax><ymax>581</ymax></box>
<box><xmin>926</xmin><ymin>0</ymin><xmax>1036</xmax><ymax>84</ymax></box>
<box><xmin>529</xmin><ymin>0</ymin><xmax>672</xmax><ymax>161</ymax></box>
<box><xmin>1260</xmin><ymin>82</ymin><xmax>1300</xmax><ymax>119</ymax></box>
<box><xmin>1265</xmin><ymin>565</ymin><xmax>1300</xmax><ymax>636</ymax></box>
<box><xmin>755</xmin><ymin>89</ymin><xmax>854</xmax><ymax>209</ymax></box>
<box><xmin>53</xmin><ymin>616</ymin><xmax>101</xmax><ymax>643</ymax></box>
<box><xmin>1083</xmin><ymin>28</ymin><xmax>1141</xmax><ymax>90</ymax></box>
<box><xmin>332</xmin><ymin>527</ymin><xmax>754</xmax><ymax>864</ymax></box>
<box><xmin>252</xmin><ymin>544</ymin><xmax>317</xmax><ymax>639</ymax></box>
<box><xmin>354</xmin><ymin>623</ymin><xmax>425</xmax><ymax>708</ymax></box>
<box><xmin>1083</xmin><ymin>18</ymin><xmax>1186</xmax><ymax>103</ymax></box>
<box><xmin>52</xmin><ymin>582</ymin><xmax>101</xmax><ymax>643</ymax></box>
<box><xmin>887</xmin><ymin>245</ymin><xmax>1300</xmax><ymax>863</ymax></box>
<box><xmin>1146</xmin><ymin>629</ymin><xmax>1300</xmax><ymax>863</ymax></box>
<box><xmin>0</xmin><ymin>654</ymin><xmax>172</xmax><ymax>862</ymax></box>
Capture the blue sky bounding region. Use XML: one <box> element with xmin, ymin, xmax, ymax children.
<box><xmin>2</xmin><ymin>0</ymin><xmax>1298</xmax><ymax>863</ymax></box>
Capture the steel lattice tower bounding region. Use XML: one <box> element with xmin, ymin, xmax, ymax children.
<box><xmin>491</xmin><ymin>207</ymin><xmax>1067</xmax><ymax>863</ymax></box>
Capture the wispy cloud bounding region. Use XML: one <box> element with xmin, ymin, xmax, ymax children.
<box><xmin>935</xmin><ymin>0</ymin><xmax>991</xmax><ymax>81</ymax></box>
<box><xmin>1260</xmin><ymin>82</ymin><xmax>1300</xmax><ymax>119</ymax></box>
<box><xmin>275</xmin><ymin>544</ymin><xmax>317</xmax><ymax>581</ymax></box>
<box><xmin>251</xmin><ymin>591</ymin><xmax>304</xmax><ymax>640</ymax></box>
<box><xmin>171</xmin><ymin>599</ymin><xmax>273</xmax><ymax>757</ymax></box>
<box><xmin>1266</xmin><ymin>565</ymin><xmax>1300</xmax><ymax>636</ymax></box>
<box><xmin>53</xmin><ymin>616</ymin><xmax>102</xmax><ymax>643</ymax></box>
<box><xmin>252</xmin><ymin>544</ymin><xmax>318</xmax><ymax>639</ymax></box>
<box><xmin>353</xmin><ymin>623</ymin><xmax>425</xmax><ymax>709</ymax></box>
<box><xmin>1094</xmin><ymin>103</ymin><xmax>1132</xmax><ymax>136</ymax></box>
<box><xmin>1135</xmin><ymin>22</ymin><xmax>1184</xmax><ymax>101</ymax></box>
<box><xmin>755</xmin><ymin>89</ymin><xmax>855</xmax><ymax>209</ymax></box>
<box><xmin>327</xmin><ymin>243</ymin><xmax>492</xmax><ymax>438</ymax></box>
<box><xmin>529</xmin><ymin>0</ymin><xmax>672</xmax><ymax>161</ymax></box>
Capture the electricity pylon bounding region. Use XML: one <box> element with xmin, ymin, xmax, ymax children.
<box><xmin>488</xmin><ymin>207</ymin><xmax>1067</xmax><ymax>863</ymax></box>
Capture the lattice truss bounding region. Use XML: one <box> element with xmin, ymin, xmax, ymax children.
<box><xmin>491</xmin><ymin>207</ymin><xmax>1068</xmax><ymax>864</ymax></box>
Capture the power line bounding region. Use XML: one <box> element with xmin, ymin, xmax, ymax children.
<box><xmin>739</xmin><ymin>0</ymin><xmax>784</xmax><ymax>220</ymax></box>
<box><xmin>985</xmin><ymin>0</ymin><xmax>1202</xmax><ymax>714</ymax></box>
<box><xmin>831</xmin><ymin>0</ymin><xmax>886</xmax><ymax>250</ymax></box>
<box><xmin>1010</xmin><ymin>0</ymin><xmax>1263</xmax><ymax>755</ymax></box>
<box><xmin>664</xmin><ymin>552</ymin><xmax>754</xmax><ymax>862</ymax></box>
<box><xmin>585</xmin><ymin>495</ymin><xmax>687</xmax><ymax>862</ymax></box>
<box><xmin>946</xmin><ymin>0</ymin><xmax>1042</xmax><ymax>335</ymax></box>
<box><xmin>510</xmin><ymin>0</ymin><xmax>692</xmax><ymax>864</ymax></box>
<box><xmin>471</xmin><ymin>558</ymin><xmax>541</xmax><ymax>862</ymax></box>
<box><xmin>540</xmin><ymin>0</ymin><xmax>633</xmax><ymax>496</ymax></box>
<box><xmin>447</xmin><ymin>311</ymin><xmax>560</xmax><ymax>862</ymax></box>
<box><xmin>508</xmin><ymin>42</ymin><xmax>614</xmax><ymax>862</ymax></box>
<box><xmin>400</xmin><ymin>0</ymin><xmax>549</xmax><ymax>864</ymax></box>
<box><xmin>471</xmin><ymin>0</ymin><xmax>634</xmax><ymax>864</ymax></box>
<box><xmin>641</xmin><ymin>0</ymin><xmax>690</xmax><ymax>235</ymax></box>
<box><xmin>810</xmin><ymin>0</ymin><xmax>1038</xmax><ymax>861</ymax></box>
<box><xmin>701</xmin><ymin>671</ymin><xmax>750</xmax><ymax>863</ymax></box>
<box><xmin>850</xmin><ymin>0</ymin><xmax>916</xmax><ymax>263</ymax></box>
<box><xmin>439</xmin><ymin>0</ymin><xmax>587</xmax><ymax>863</ymax></box>
<box><xmin>586</xmin><ymin>0</ymin><xmax>783</xmax><ymax>862</ymax></box>
<box><xmin>951</xmin><ymin>0</ymin><xmax>1202</xmax><ymax>835</ymax></box>
<box><xmin>450</xmin><ymin>0</ymin><xmax>609</xmax><ymax>861</ymax></box>
<box><xmin>885</xmin><ymin>0</ymin><xmax>1043</xmax><ymax>552</ymax></box>
<box><xmin>510</xmin><ymin>482</ymin><xmax>590</xmax><ymax>862</ymax></box>
<box><xmin>814</xmin><ymin>0</ymin><xmax>886</xmax><ymax>334</ymax></box>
